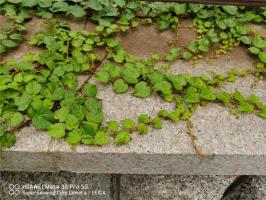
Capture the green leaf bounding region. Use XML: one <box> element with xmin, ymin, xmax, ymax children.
<box><xmin>216</xmin><ymin>91</ymin><xmax>231</xmax><ymax>106</ymax></box>
<box><xmin>68</xmin><ymin>5</ymin><xmax>86</xmax><ymax>17</ymax></box>
<box><xmin>10</xmin><ymin>33</ymin><xmax>22</xmax><ymax>41</ymax></box>
<box><xmin>15</xmin><ymin>93</ymin><xmax>31</xmax><ymax>111</ymax></box>
<box><xmin>239</xmin><ymin>36</ymin><xmax>251</xmax><ymax>45</ymax></box>
<box><xmin>174</xmin><ymin>4</ymin><xmax>186</xmax><ymax>15</ymax></box>
<box><xmin>253</xmin><ymin>36</ymin><xmax>266</xmax><ymax>48</ymax></box>
<box><xmin>86</xmin><ymin>111</ymin><xmax>104</xmax><ymax>124</ymax></box>
<box><xmin>8</xmin><ymin>112</ymin><xmax>24</xmax><ymax>128</ymax></box>
<box><xmin>82</xmin><ymin>44</ymin><xmax>93</xmax><ymax>52</ymax></box>
<box><xmin>158</xmin><ymin>109</ymin><xmax>169</xmax><ymax>118</ymax></box>
<box><xmin>249</xmin><ymin>47</ymin><xmax>260</xmax><ymax>55</ymax></box>
<box><xmin>94</xmin><ymin>131</ymin><xmax>109</xmax><ymax>145</ymax></box>
<box><xmin>0</xmin><ymin>133</ymin><xmax>16</xmax><ymax>148</ymax></box>
<box><xmin>95</xmin><ymin>71</ymin><xmax>110</xmax><ymax>84</ymax></box>
<box><xmin>87</xmin><ymin>0</ymin><xmax>103</xmax><ymax>11</ymax></box>
<box><xmin>54</xmin><ymin>107</ymin><xmax>70</xmax><ymax>122</ymax></box>
<box><xmin>85</xmin><ymin>98</ymin><xmax>102</xmax><ymax>112</ymax></box>
<box><xmin>222</xmin><ymin>6</ymin><xmax>238</xmax><ymax>15</ymax></box>
<box><xmin>258</xmin><ymin>51</ymin><xmax>266</xmax><ymax>63</ymax></box>
<box><xmin>122</xmin><ymin>66</ymin><xmax>140</xmax><ymax>84</ymax></box>
<box><xmin>8</xmin><ymin>0</ymin><xmax>22</xmax><ymax>4</ymax></box>
<box><xmin>65</xmin><ymin>114</ymin><xmax>79</xmax><ymax>130</ymax></box>
<box><xmin>114</xmin><ymin>0</ymin><xmax>126</xmax><ymax>7</ymax></box>
<box><xmin>22</xmin><ymin>0</ymin><xmax>37</xmax><ymax>7</ymax></box>
<box><xmin>114</xmin><ymin>130</ymin><xmax>131</xmax><ymax>145</ymax></box>
<box><xmin>153</xmin><ymin>81</ymin><xmax>172</xmax><ymax>95</ymax></box>
<box><xmin>198</xmin><ymin>38</ymin><xmax>209</xmax><ymax>52</ymax></box>
<box><xmin>71</xmin><ymin>104</ymin><xmax>86</xmax><ymax>120</ymax></box>
<box><xmin>247</xmin><ymin>94</ymin><xmax>262</xmax><ymax>108</ymax></box>
<box><xmin>156</xmin><ymin>19</ymin><xmax>170</xmax><ymax>30</ymax></box>
<box><xmin>48</xmin><ymin>123</ymin><xmax>65</xmax><ymax>139</ymax></box>
<box><xmin>238</xmin><ymin>102</ymin><xmax>254</xmax><ymax>112</ymax></box>
<box><xmin>84</xmin><ymin>84</ymin><xmax>97</xmax><ymax>97</ymax></box>
<box><xmin>167</xmin><ymin>75</ymin><xmax>187</xmax><ymax>91</ymax></box>
<box><xmin>189</xmin><ymin>4</ymin><xmax>204</xmax><ymax>13</ymax></box>
<box><xmin>121</xmin><ymin>119</ymin><xmax>135</xmax><ymax>130</ymax></box>
<box><xmin>107</xmin><ymin>120</ymin><xmax>120</xmax><ymax>132</ymax></box>
<box><xmin>113</xmin><ymin>53</ymin><xmax>124</xmax><ymax>63</ymax></box>
<box><xmin>106</xmin><ymin>38</ymin><xmax>120</xmax><ymax>47</ymax></box>
<box><xmin>257</xmin><ymin>106</ymin><xmax>266</xmax><ymax>119</ymax></box>
<box><xmin>133</xmin><ymin>81</ymin><xmax>151</xmax><ymax>98</ymax></box>
<box><xmin>2</xmin><ymin>39</ymin><xmax>17</xmax><ymax>48</ymax></box>
<box><xmin>137</xmin><ymin>123</ymin><xmax>148</xmax><ymax>135</ymax></box>
<box><xmin>0</xmin><ymin>126</ymin><xmax>4</xmax><ymax>137</ymax></box>
<box><xmin>187</xmin><ymin>42</ymin><xmax>198</xmax><ymax>53</ymax></box>
<box><xmin>138</xmin><ymin>114</ymin><xmax>150</xmax><ymax>124</ymax></box>
<box><xmin>81</xmin><ymin>135</ymin><xmax>94</xmax><ymax>145</ymax></box>
<box><xmin>112</xmin><ymin>79</ymin><xmax>128</xmax><ymax>93</ymax></box>
<box><xmin>38</xmin><ymin>0</ymin><xmax>52</xmax><ymax>8</ymax></box>
<box><xmin>51</xmin><ymin>1</ymin><xmax>69</xmax><ymax>12</ymax></box>
<box><xmin>26</xmin><ymin>81</ymin><xmax>41</xmax><ymax>95</ymax></box>
<box><xmin>32</xmin><ymin>108</ymin><xmax>54</xmax><ymax>130</ymax></box>
<box><xmin>103</xmin><ymin>63</ymin><xmax>121</xmax><ymax>78</ymax></box>
<box><xmin>184</xmin><ymin>87</ymin><xmax>201</xmax><ymax>104</ymax></box>
<box><xmin>187</xmin><ymin>77</ymin><xmax>206</xmax><ymax>89</ymax></box>
<box><xmin>152</xmin><ymin>117</ymin><xmax>162</xmax><ymax>129</ymax></box>
<box><xmin>66</xmin><ymin>129</ymin><xmax>82</xmax><ymax>145</ymax></box>
<box><xmin>165</xmin><ymin>48</ymin><xmax>181</xmax><ymax>61</ymax></box>
<box><xmin>183</xmin><ymin>51</ymin><xmax>192</xmax><ymax>59</ymax></box>
<box><xmin>167</xmin><ymin>112</ymin><xmax>180</xmax><ymax>122</ymax></box>
<box><xmin>233</xmin><ymin>90</ymin><xmax>245</xmax><ymax>103</ymax></box>
<box><xmin>200</xmin><ymin>87</ymin><xmax>216</xmax><ymax>101</ymax></box>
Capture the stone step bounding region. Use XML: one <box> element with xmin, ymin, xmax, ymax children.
<box><xmin>1</xmin><ymin>16</ymin><xmax>266</xmax><ymax>175</ymax></box>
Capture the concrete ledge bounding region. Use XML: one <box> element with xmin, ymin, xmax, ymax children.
<box><xmin>1</xmin><ymin>74</ymin><xmax>266</xmax><ymax>175</ymax></box>
<box><xmin>1</xmin><ymin>87</ymin><xmax>266</xmax><ymax>174</ymax></box>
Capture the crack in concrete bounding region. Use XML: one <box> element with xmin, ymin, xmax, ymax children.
<box><xmin>111</xmin><ymin>174</ymin><xmax>121</xmax><ymax>200</ymax></box>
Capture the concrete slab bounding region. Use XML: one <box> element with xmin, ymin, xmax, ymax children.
<box><xmin>0</xmin><ymin>171</ymin><xmax>112</xmax><ymax>200</ymax></box>
<box><xmin>120</xmin><ymin>175</ymin><xmax>236</xmax><ymax>200</ymax></box>
<box><xmin>1</xmin><ymin>19</ymin><xmax>266</xmax><ymax>175</ymax></box>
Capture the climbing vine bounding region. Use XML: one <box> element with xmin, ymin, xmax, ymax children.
<box><xmin>0</xmin><ymin>1</ymin><xmax>266</xmax><ymax>152</ymax></box>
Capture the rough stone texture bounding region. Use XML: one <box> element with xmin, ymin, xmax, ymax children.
<box><xmin>120</xmin><ymin>175</ymin><xmax>235</xmax><ymax>200</ymax></box>
<box><xmin>0</xmin><ymin>171</ymin><xmax>112</xmax><ymax>200</ymax></box>
<box><xmin>1</xmin><ymin>19</ymin><xmax>266</xmax><ymax>175</ymax></box>
<box><xmin>224</xmin><ymin>176</ymin><xmax>266</xmax><ymax>200</ymax></box>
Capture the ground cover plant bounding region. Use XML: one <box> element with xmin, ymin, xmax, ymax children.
<box><xmin>0</xmin><ymin>0</ymin><xmax>266</xmax><ymax>154</ymax></box>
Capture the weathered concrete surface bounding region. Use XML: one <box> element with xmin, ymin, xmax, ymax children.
<box><xmin>117</xmin><ymin>19</ymin><xmax>197</xmax><ymax>57</ymax></box>
<box><xmin>0</xmin><ymin>171</ymin><xmax>112</xmax><ymax>200</ymax></box>
<box><xmin>120</xmin><ymin>175</ymin><xmax>235</xmax><ymax>200</ymax></box>
<box><xmin>1</xmin><ymin>19</ymin><xmax>266</xmax><ymax>175</ymax></box>
<box><xmin>224</xmin><ymin>176</ymin><xmax>266</xmax><ymax>200</ymax></box>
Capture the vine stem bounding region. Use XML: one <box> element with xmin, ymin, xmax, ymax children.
<box><xmin>186</xmin><ymin>120</ymin><xmax>206</xmax><ymax>157</ymax></box>
<box><xmin>77</xmin><ymin>51</ymin><xmax>108</xmax><ymax>93</ymax></box>
<box><xmin>5</xmin><ymin>119</ymin><xmax>32</xmax><ymax>133</ymax></box>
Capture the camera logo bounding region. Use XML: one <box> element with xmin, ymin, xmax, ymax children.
<box><xmin>8</xmin><ymin>184</ymin><xmax>20</xmax><ymax>196</ymax></box>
